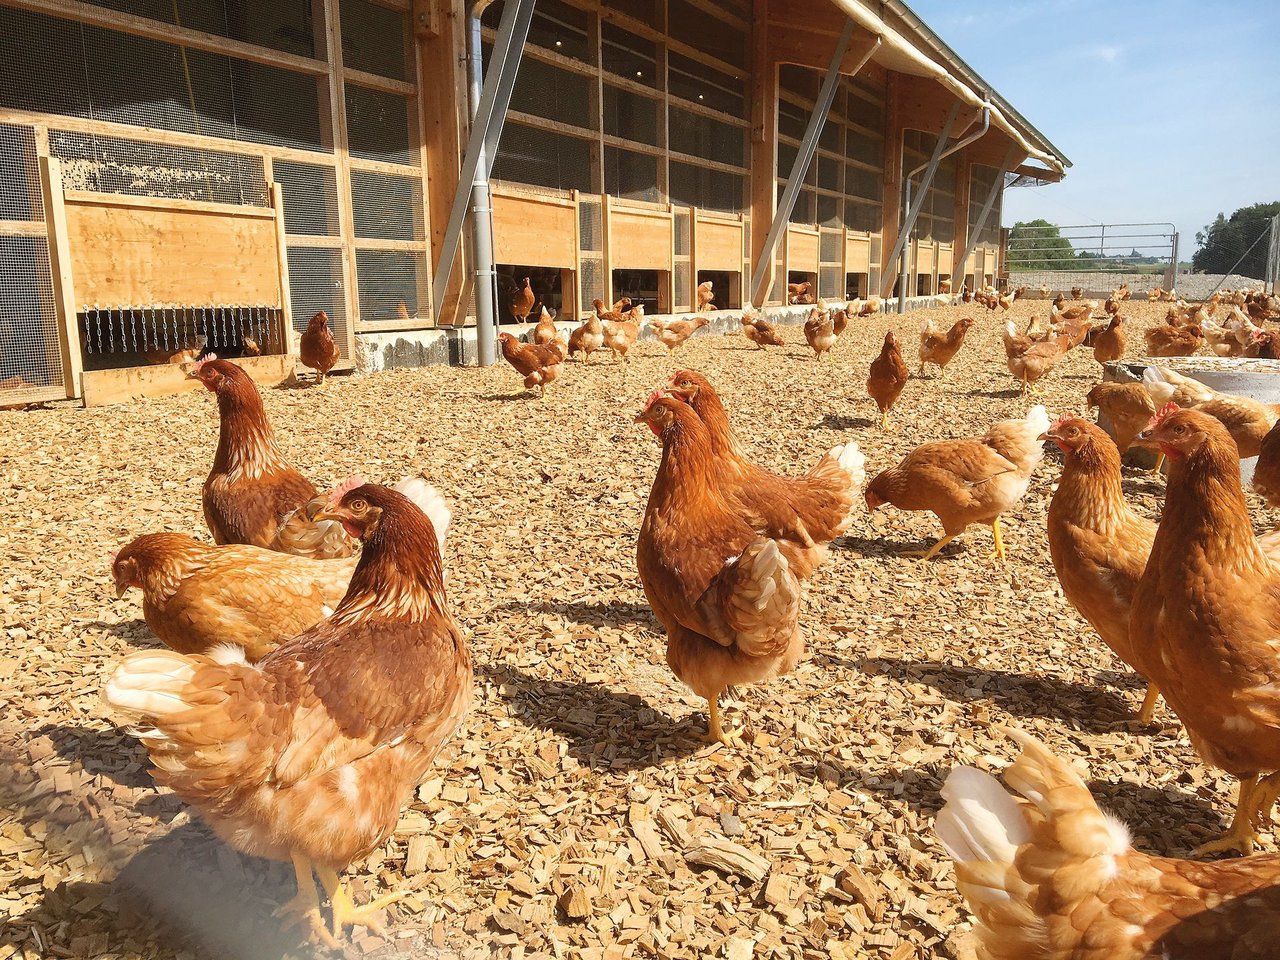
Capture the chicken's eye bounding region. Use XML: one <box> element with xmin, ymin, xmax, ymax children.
<box><xmin>349</xmin><ymin>498</ymin><xmax>367</xmax><ymax>513</ymax></box>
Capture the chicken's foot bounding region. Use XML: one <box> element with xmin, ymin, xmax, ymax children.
<box><xmin>704</xmin><ymin>696</ymin><xmax>741</xmax><ymax>746</ymax></box>
<box><xmin>879</xmin><ymin>410</ymin><xmax>890</xmax><ymax>431</ymax></box>
<box><xmin>1193</xmin><ymin>775</ymin><xmax>1261</xmax><ymax>857</ymax></box>
<box><xmin>987</xmin><ymin>518</ymin><xmax>1006</xmax><ymax>561</ymax></box>
<box><xmin>1252</xmin><ymin>771</ymin><xmax>1280</xmax><ymax>829</ymax></box>
<box><xmin>275</xmin><ymin>853</ymin><xmax>331</xmax><ymax>947</ymax></box>
<box><xmin>1149</xmin><ymin>452</ymin><xmax>1166</xmax><ymax>475</ymax></box>
<box><xmin>1136</xmin><ymin>683</ymin><xmax>1161</xmax><ymax>726</ymax></box>
<box><xmin>316</xmin><ymin>865</ymin><xmax>407</xmax><ymax>943</ymax></box>
<box><xmin>903</xmin><ymin>533</ymin><xmax>958</xmax><ymax>561</ymax></box>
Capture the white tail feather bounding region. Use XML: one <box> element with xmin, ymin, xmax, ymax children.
<box><xmin>1024</xmin><ymin>404</ymin><xmax>1050</xmax><ymax>438</ymax></box>
<box><xmin>830</xmin><ymin>442</ymin><xmax>866</xmax><ymax>502</ymax></box>
<box><xmin>937</xmin><ymin>766</ymin><xmax>1030</xmax><ymax>864</ymax></box>
<box><xmin>392</xmin><ymin>475</ymin><xmax>451</xmax><ymax>553</ymax></box>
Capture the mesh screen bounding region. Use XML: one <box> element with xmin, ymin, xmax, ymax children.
<box><xmin>580</xmin><ymin>256</ymin><xmax>604</xmax><ymax>311</ymax></box>
<box><xmin>49</xmin><ymin>130</ymin><xmax>268</xmax><ymax>205</ymax></box>
<box><xmin>819</xmin><ymin>265</ymin><xmax>841</xmax><ymax>299</ymax></box>
<box><xmin>673</xmin><ymin>211</ymin><xmax>690</xmax><ymax>257</ymax></box>
<box><xmin>0</xmin><ymin>235</ymin><xmax>62</xmax><ymax>401</ymax></box>
<box><xmin>601</xmin><ymin>23</ymin><xmax>658</xmax><ymax>89</ymax></box>
<box><xmin>86</xmin><ymin>0</ymin><xmax>316</xmax><ymax>59</ymax></box>
<box><xmin>345</xmin><ymin>84</ymin><xmax>413</xmax><ymax>165</ymax></box>
<box><xmin>579</xmin><ymin>199</ymin><xmax>602</xmax><ymax>253</ymax></box>
<box><xmin>820</xmin><ymin>230</ymin><xmax>841</xmax><ymax>263</ymax></box>
<box><xmin>340</xmin><ymin>0</ymin><xmax>407</xmax><ymax>80</ymax></box>
<box><xmin>351</xmin><ymin>169</ymin><xmax>424</xmax><ymax>241</ymax></box>
<box><xmin>668</xmin><ymin>0</ymin><xmax>745</xmax><ymax>68</ymax></box>
<box><xmin>273</xmin><ymin>160</ymin><xmax>340</xmax><ymax>236</ymax></box>
<box><xmin>603</xmin><ymin>84</ymin><xmax>659</xmax><ymax>145</ymax></box>
<box><xmin>604</xmin><ymin>148</ymin><xmax>658</xmax><ymax>203</ymax></box>
<box><xmin>494</xmin><ymin>123</ymin><xmax>592</xmax><ymax>193</ymax></box>
<box><xmin>287</xmin><ymin>246</ymin><xmax>348</xmax><ymax>356</ymax></box>
<box><xmin>870</xmin><ymin>236</ymin><xmax>882</xmax><ymax>262</ymax></box>
<box><xmin>506</xmin><ymin>54</ymin><xmax>594</xmax><ymax>129</ymax></box>
<box><xmin>0</xmin><ymin>124</ymin><xmax>42</xmax><ymax>222</ymax></box>
<box><xmin>0</xmin><ymin>9</ymin><xmax>329</xmax><ymax>153</ymax></box>
<box><xmin>673</xmin><ymin>261</ymin><xmax>690</xmax><ymax>311</ymax></box>
<box><xmin>669</xmin><ymin>107</ymin><xmax>745</xmax><ymax>167</ymax></box>
<box><xmin>817</xmin><ymin>193</ymin><xmax>840</xmax><ymax>228</ymax></box>
<box><xmin>355</xmin><ymin>249</ymin><xmax>420</xmax><ymax>323</ymax></box>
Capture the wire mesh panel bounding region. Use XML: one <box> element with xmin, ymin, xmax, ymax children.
<box><xmin>49</xmin><ymin>130</ymin><xmax>268</xmax><ymax>206</ymax></box>
<box><xmin>820</xmin><ymin>230</ymin><xmax>841</xmax><ymax>264</ymax></box>
<box><xmin>0</xmin><ymin>123</ymin><xmax>43</xmax><ymax>222</ymax></box>
<box><xmin>345</xmin><ymin>84</ymin><xmax>413</xmax><ymax>165</ymax></box>
<box><xmin>819</xmin><ymin>265</ymin><xmax>841</xmax><ymax>300</ymax></box>
<box><xmin>286</xmin><ymin>246</ymin><xmax>349</xmax><ymax>357</ymax></box>
<box><xmin>340</xmin><ymin>0</ymin><xmax>408</xmax><ymax>80</ymax></box>
<box><xmin>673</xmin><ymin>261</ymin><xmax>690</xmax><ymax>311</ymax></box>
<box><xmin>273</xmin><ymin>160</ymin><xmax>340</xmax><ymax>236</ymax></box>
<box><xmin>580</xmin><ymin>256</ymin><xmax>604</xmax><ymax>311</ymax></box>
<box><xmin>355</xmin><ymin>249</ymin><xmax>420</xmax><ymax>323</ymax></box>
<box><xmin>0</xmin><ymin>235</ymin><xmax>61</xmax><ymax>403</ymax></box>
<box><xmin>673</xmin><ymin>210</ymin><xmax>691</xmax><ymax>257</ymax></box>
<box><xmin>351</xmin><ymin>170</ymin><xmax>424</xmax><ymax>242</ymax></box>
<box><xmin>579</xmin><ymin>199</ymin><xmax>603</xmax><ymax>253</ymax></box>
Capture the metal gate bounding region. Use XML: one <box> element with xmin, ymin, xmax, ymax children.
<box><xmin>1007</xmin><ymin>221</ymin><xmax>1179</xmax><ymax>296</ymax></box>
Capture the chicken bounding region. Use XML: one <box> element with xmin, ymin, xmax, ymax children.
<box><xmin>497</xmin><ymin>331</ymin><xmax>566</xmax><ymax>397</ymax></box>
<box><xmin>1143</xmin><ymin>366</ymin><xmax>1278</xmax><ymax>458</ymax></box>
<box><xmin>532</xmin><ymin>305</ymin><xmax>558</xmax><ymax>345</ymax></box>
<box><xmin>1087</xmin><ymin>381</ymin><xmax>1156</xmax><ymax>454</ymax></box>
<box><xmin>1116</xmin><ymin>281</ymin><xmax>1131</xmax><ymax>301</ymax></box>
<box><xmin>1147</xmin><ymin>287</ymin><xmax>1165</xmax><ymax>302</ymax></box>
<box><xmin>112</xmin><ymin>533</ymin><xmax>356</xmax><ymax>662</ymax></box>
<box><xmin>833</xmin><ymin>304</ymin><xmax>851</xmax><ymax>336</ymax></box>
<box><xmin>1044</xmin><ymin>417</ymin><xmax>1161</xmax><ymax>723</ymax></box>
<box><xmin>1201</xmin><ymin>319</ymin><xmax>1247</xmax><ymax>357</ymax></box>
<box><xmin>1246</xmin><ymin>328</ymin><xmax>1280</xmax><ymax>359</ymax></box>
<box><xmin>104</xmin><ymin>481</ymin><xmax>471</xmax><ymax>946</ymax></box>
<box><xmin>1024</xmin><ymin>315</ymin><xmax>1051</xmax><ymax>341</ymax></box>
<box><xmin>802</xmin><ymin>303</ymin><xmax>836</xmax><ymax>360</ymax></box>
<box><xmin>635</xmin><ymin>396</ymin><xmax>809</xmax><ymax>745</ymax></box>
<box><xmin>566</xmin><ymin>312</ymin><xmax>603</xmax><ymax>364</ymax></box>
<box><xmin>867</xmin><ymin>330</ymin><xmax>908</xmax><ymax>430</ymax></box>
<box><xmin>864</xmin><ymin>406</ymin><xmax>1050</xmax><ymax>561</ymax></box>
<box><xmin>918</xmin><ymin>316</ymin><xmax>974</xmax><ymax>377</ymax></box>
<box><xmin>299</xmin><ymin>311</ymin><xmax>340</xmax><ymax>384</ymax></box>
<box><xmin>1071</xmin><ymin>285</ymin><xmax>1084</xmax><ymax>299</ymax></box>
<box><xmin>511</xmin><ymin>276</ymin><xmax>535</xmax><ymax>322</ymax></box>
<box><xmin>739</xmin><ymin>305</ymin><xmax>784</xmax><ymax>349</ymax></box>
<box><xmin>1038</xmin><ymin>284</ymin><xmax>1050</xmax><ymax>299</ymax></box>
<box><xmin>1003</xmin><ymin>320</ymin><xmax>1067</xmax><ymax>395</ymax></box>
<box><xmin>859</xmin><ymin>295</ymin><xmax>882</xmax><ymax>317</ymax></box>
<box><xmin>612</xmin><ymin>296</ymin><xmax>633</xmax><ymax>313</ymax></box>
<box><xmin>937</xmin><ymin>729</ymin><xmax>1280</xmax><ymax>960</ymax></box>
<box><xmin>1103</xmin><ymin>297</ymin><xmax>1120</xmax><ymax>316</ymax></box>
<box><xmin>189</xmin><ymin>358</ymin><xmax>356</xmax><ymax>559</ymax></box>
<box><xmin>1092</xmin><ymin>313</ymin><xmax>1126</xmax><ymax>364</ymax></box>
<box><xmin>650</xmin><ymin>316</ymin><xmax>709</xmax><ymax>354</ymax></box>
<box><xmin>696</xmin><ymin>280</ymin><xmax>716</xmax><ymax>312</ymax></box>
<box><xmin>787</xmin><ymin>280</ymin><xmax>811</xmax><ymax>304</ymax></box>
<box><xmin>1050</xmin><ymin>297</ymin><xmax>1095</xmax><ymax>346</ymax></box>
<box><xmin>594</xmin><ymin>298</ymin><xmax>640</xmax><ymax>363</ymax></box>
<box><xmin>1143</xmin><ymin>323</ymin><xmax>1203</xmax><ymax>357</ymax></box>
<box><xmin>1131</xmin><ymin>405</ymin><xmax>1280</xmax><ymax>854</ymax></box>
<box><xmin>665</xmin><ymin>369</ymin><xmax>865</xmax><ymax>552</ymax></box>
<box><xmin>143</xmin><ymin>346</ymin><xmax>201</xmax><ymax>365</ymax></box>
<box><xmin>1254</xmin><ymin>420</ymin><xmax>1280</xmax><ymax>508</ymax></box>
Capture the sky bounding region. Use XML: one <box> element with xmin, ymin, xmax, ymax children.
<box><xmin>909</xmin><ymin>0</ymin><xmax>1280</xmax><ymax>261</ymax></box>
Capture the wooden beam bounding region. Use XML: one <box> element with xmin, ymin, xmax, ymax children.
<box><xmin>82</xmin><ymin>354</ymin><xmax>292</xmax><ymax>408</ymax></box>
<box><xmin>270</xmin><ymin>181</ymin><xmax>295</xmax><ymax>355</ymax></box>
<box><xmin>321</xmin><ymin>0</ymin><xmax>360</xmax><ymax>351</ymax></box>
<box><xmin>952</xmin><ymin>148</ymin><xmax>971</xmax><ymax>284</ymax></box>
<box><xmin>748</xmin><ymin>0</ymin><xmax>779</xmax><ymax>304</ymax></box>
<box><xmin>1011</xmin><ymin>163</ymin><xmax>1064</xmax><ymax>183</ymax></box>
<box><xmin>880</xmin><ymin>72</ymin><xmax>903</xmax><ymax>289</ymax></box>
<box><xmin>38</xmin><ymin>156</ymin><xmax>83</xmax><ymax>400</ymax></box>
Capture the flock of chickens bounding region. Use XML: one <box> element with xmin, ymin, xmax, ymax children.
<box><xmin>93</xmin><ymin>278</ymin><xmax>1280</xmax><ymax>958</ymax></box>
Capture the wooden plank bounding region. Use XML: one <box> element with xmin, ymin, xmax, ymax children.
<box><xmin>0</xmin><ymin>220</ymin><xmax>47</xmax><ymax>237</ymax></box>
<box><xmin>64</xmin><ymin>199</ymin><xmax>282</xmax><ymax>306</ymax></box>
<box><xmin>352</xmin><ymin>237</ymin><xmax>430</xmax><ymax>252</ymax></box>
<box><xmin>693</xmin><ymin>216</ymin><xmax>742</xmax><ymax>271</ymax></box>
<box><xmin>492</xmin><ymin>194</ymin><xmax>577</xmax><ymax>269</ymax></box>
<box><xmin>39</xmin><ymin>156</ymin><xmax>83</xmax><ymax>399</ymax></box>
<box><xmin>786</xmin><ymin>226</ymin><xmax>819</xmax><ymax>269</ymax></box>
<box><xmin>82</xmin><ymin>354</ymin><xmax>292</xmax><ymax>408</ymax></box>
<box><xmin>270</xmin><ymin>182</ymin><xmax>294</xmax><ymax>353</ymax></box>
<box><xmin>343</xmin><ymin>67</ymin><xmax>417</xmax><ymax>97</ymax></box>
<box><xmin>608</xmin><ymin>203</ymin><xmax>673</xmax><ymax>280</ymax></box>
<box><xmin>938</xmin><ymin>245</ymin><xmax>953</xmax><ymax>275</ymax></box>
<box><xmin>748</xmin><ymin>0</ymin><xmax>778</xmax><ymax>304</ymax></box>
<box><xmin>322</xmin><ymin>0</ymin><xmax>360</xmax><ymax>351</ymax></box>
<box><xmin>7</xmin><ymin>0</ymin><xmax>327</xmax><ymax>76</ymax></box>
<box><xmin>880</xmin><ymin>71</ymin><xmax>903</xmax><ymax>295</ymax></box>
<box><xmin>845</xmin><ymin>235</ymin><xmax>871</xmax><ymax>273</ymax></box>
<box><xmin>62</xmin><ymin>190</ymin><xmax>276</xmax><ymax>219</ymax></box>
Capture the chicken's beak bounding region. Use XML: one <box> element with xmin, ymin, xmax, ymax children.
<box><xmin>313</xmin><ymin>504</ymin><xmax>346</xmax><ymax>523</ymax></box>
<box><xmin>114</xmin><ymin>580</ymin><xmax>129</xmax><ymax>598</ymax></box>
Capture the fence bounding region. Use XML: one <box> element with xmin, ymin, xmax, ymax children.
<box><xmin>1007</xmin><ymin>222</ymin><xmax>1179</xmax><ymax>296</ymax></box>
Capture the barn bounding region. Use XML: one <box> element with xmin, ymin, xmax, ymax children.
<box><xmin>0</xmin><ymin>0</ymin><xmax>1067</xmax><ymax>406</ymax></box>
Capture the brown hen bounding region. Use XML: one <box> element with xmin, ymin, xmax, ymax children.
<box><xmin>866</xmin><ymin>330</ymin><xmax>908</xmax><ymax>429</ymax></box>
<box><xmin>299</xmin><ymin>311</ymin><xmax>339</xmax><ymax>383</ymax></box>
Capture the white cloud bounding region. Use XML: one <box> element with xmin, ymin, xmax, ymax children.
<box><xmin>1088</xmin><ymin>44</ymin><xmax>1123</xmax><ymax>63</ymax></box>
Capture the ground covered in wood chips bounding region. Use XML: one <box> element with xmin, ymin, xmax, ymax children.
<box><xmin>3</xmin><ymin>298</ymin><xmax>1276</xmax><ymax>960</ymax></box>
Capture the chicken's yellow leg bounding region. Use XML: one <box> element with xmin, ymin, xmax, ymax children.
<box><xmin>704</xmin><ymin>695</ymin><xmax>741</xmax><ymax>745</ymax></box>
<box><xmin>1150</xmin><ymin>452</ymin><xmax>1166</xmax><ymax>475</ymax></box>
<box><xmin>880</xmin><ymin>410</ymin><xmax>890</xmax><ymax>431</ymax></box>
<box><xmin>1193</xmin><ymin>775</ymin><xmax>1261</xmax><ymax>857</ymax></box>
<box><xmin>987</xmin><ymin>517</ymin><xmax>1006</xmax><ymax>561</ymax></box>
<box><xmin>316</xmin><ymin>865</ymin><xmax>408</xmax><ymax>943</ymax></box>
<box><xmin>903</xmin><ymin>533</ymin><xmax>958</xmax><ymax>560</ymax></box>
<box><xmin>1136</xmin><ymin>683</ymin><xmax>1161</xmax><ymax>726</ymax></box>
<box><xmin>275</xmin><ymin>853</ymin><xmax>330</xmax><ymax>946</ymax></box>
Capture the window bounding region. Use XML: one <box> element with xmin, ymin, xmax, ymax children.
<box><xmin>605</xmin><ymin>147</ymin><xmax>659</xmax><ymax>202</ymax></box>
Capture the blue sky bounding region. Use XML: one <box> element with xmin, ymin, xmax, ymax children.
<box><xmin>909</xmin><ymin>0</ymin><xmax>1280</xmax><ymax>258</ymax></box>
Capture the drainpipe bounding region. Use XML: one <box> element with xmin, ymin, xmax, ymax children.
<box><xmin>467</xmin><ymin>2</ymin><xmax>498</xmax><ymax>366</ymax></box>
<box><xmin>896</xmin><ymin>101</ymin><xmax>990</xmax><ymax>312</ymax></box>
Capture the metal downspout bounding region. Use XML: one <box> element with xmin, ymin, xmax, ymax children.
<box><xmin>467</xmin><ymin>4</ymin><xmax>497</xmax><ymax>366</ymax></box>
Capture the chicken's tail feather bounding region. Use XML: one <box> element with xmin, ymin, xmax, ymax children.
<box><xmin>391</xmin><ymin>475</ymin><xmax>451</xmax><ymax>553</ymax></box>
<box><xmin>1142</xmin><ymin>365</ymin><xmax>1177</xmax><ymax>407</ymax></box>
<box><xmin>805</xmin><ymin>441</ymin><xmax>866</xmax><ymax>535</ymax></box>
<box><xmin>1024</xmin><ymin>404</ymin><xmax>1050</xmax><ymax>439</ymax></box>
<box><xmin>936</xmin><ymin>730</ymin><xmax>1130</xmax><ymax>960</ymax></box>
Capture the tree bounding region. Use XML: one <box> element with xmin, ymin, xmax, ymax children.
<box><xmin>1193</xmin><ymin>201</ymin><xmax>1279</xmax><ymax>277</ymax></box>
<box><xmin>1007</xmin><ymin>220</ymin><xmax>1076</xmax><ymax>271</ymax></box>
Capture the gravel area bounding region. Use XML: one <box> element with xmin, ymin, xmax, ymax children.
<box><xmin>1</xmin><ymin>298</ymin><xmax>1275</xmax><ymax>960</ymax></box>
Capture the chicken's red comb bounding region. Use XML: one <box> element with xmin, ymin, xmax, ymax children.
<box><xmin>327</xmin><ymin>473</ymin><xmax>369</xmax><ymax>506</ymax></box>
<box><xmin>1047</xmin><ymin>413</ymin><xmax>1077</xmax><ymax>433</ymax></box>
<box><xmin>1150</xmin><ymin>401</ymin><xmax>1181</xmax><ymax>428</ymax></box>
<box><xmin>189</xmin><ymin>354</ymin><xmax>217</xmax><ymax>375</ymax></box>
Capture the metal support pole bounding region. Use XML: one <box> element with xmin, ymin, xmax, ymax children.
<box><xmin>433</xmin><ymin>0</ymin><xmax>535</xmax><ymax>361</ymax></box>
<box><xmin>884</xmin><ymin>101</ymin><xmax>960</xmax><ymax>308</ymax></box>
<box><xmin>953</xmin><ymin>144</ymin><xmax>1017</xmax><ymax>286</ymax></box>
<box><xmin>1168</xmin><ymin>231</ymin><xmax>1179</xmax><ymax>296</ymax></box>
<box><xmin>747</xmin><ymin>24</ymin><xmax>875</xmax><ymax>305</ymax></box>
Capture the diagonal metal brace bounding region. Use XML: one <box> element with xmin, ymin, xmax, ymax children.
<box><xmin>432</xmin><ymin>0</ymin><xmax>536</xmax><ymax>316</ymax></box>
<box><xmin>748</xmin><ymin>23</ymin><xmax>877</xmax><ymax>305</ymax></box>
<box><xmin>954</xmin><ymin>144</ymin><xmax>1019</xmax><ymax>286</ymax></box>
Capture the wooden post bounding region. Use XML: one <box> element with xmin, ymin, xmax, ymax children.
<box><xmin>602</xmin><ymin>192</ymin><xmax>614</xmax><ymax>308</ymax></box>
<box><xmin>269</xmin><ymin>181</ymin><xmax>295</xmax><ymax>356</ymax></box>
<box><xmin>38</xmin><ymin>156</ymin><xmax>83</xmax><ymax>400</ymax></box>
<box><xmin>321</xmin><ymin>0</ymin><xmax>359</xmax><ymax>354</ymax></box>
<box><xmin>880</xmin><ymin>71</ymin><xmax>903</xmax><ymax>295</ymax></box>
<box><xmin>748</xmin><ymin>0</ymin><xmax>777</xmax><ymax>305</ymax></box>
<box><xmin>952</xmin><ymin>148</ymin><xmax>971</xmax><ymax>289</ymax></box>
